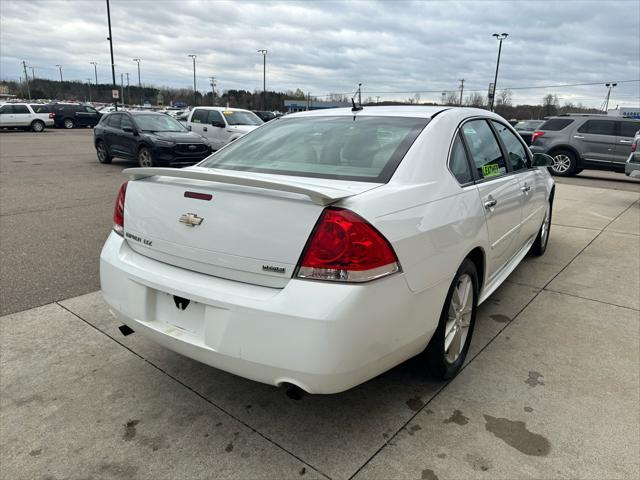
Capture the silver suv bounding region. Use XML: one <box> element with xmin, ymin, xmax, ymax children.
<box><xmin>530</xmin><ymin>115</ymin><xmax>640</xmax><ymax>176</ymax></box>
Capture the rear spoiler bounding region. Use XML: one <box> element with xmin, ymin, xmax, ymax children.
<box><xmin>123</xmin><ymin>167</ymin><xmax>357</xmax><ymax>206</ymax></box>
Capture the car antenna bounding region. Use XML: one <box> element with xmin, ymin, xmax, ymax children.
<box><xmin>351</xmin><ymin>83</ymin><xmax>363</xmax><ymax>112</ymax></box>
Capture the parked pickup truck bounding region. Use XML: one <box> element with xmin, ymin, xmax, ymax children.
<box><xmin>187</xmin><ymin>107</ymin><xmax>263</xmax><ymax>151</ymax></box>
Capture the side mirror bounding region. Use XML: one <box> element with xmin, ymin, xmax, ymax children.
<box><xmin>211</xmin><ymin>121</ymin><xmax>225</xmax><ymax>128</ymax></box>
<box><xmin>531</xmin><ymin>153</ymin><xmax>554</xmax><ymax>167</ymax></box>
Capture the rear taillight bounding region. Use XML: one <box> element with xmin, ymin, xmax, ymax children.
<box><xmin>49</xmin><ymin>112</ymin><xmax>55</xmax><ymax>118</ymax></box>
<box><xmin>531</xmin><ymin>131</ymin><xmax>545</xmax><ymax>143</ymax></box>
<box><xmin>113</xmin><ymin>181</ymin><xmax>128</xmax><ymax>236</ymax></box>
<box><xmin>632</xmin><ymin>141</ymin><xmax>637</xmax><ymax>152</ymax></box>
<box><xmin>296</xmin><ymin>207</ymin><xmax>400</xmax><ymax>282</ymax></box>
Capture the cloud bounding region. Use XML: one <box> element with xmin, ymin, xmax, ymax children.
<box><xmin>1</xmin><ymin>0</ymin><xmax>638</xmax><ymax>107</ymax></box>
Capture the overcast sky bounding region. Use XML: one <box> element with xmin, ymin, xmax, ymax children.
<box><xmin>1</xmin><ymin>0</ymin><xmax>638</xmax><ymax>107</ymax></box>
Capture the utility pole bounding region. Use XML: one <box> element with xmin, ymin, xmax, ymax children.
<box><xmin>30</xmin><ymin>67</ymin><xmax>35</xmax><ymax>81</ymax></box>
<box><xmin>188</xmin><ymin>54</ymin><xmax>197</xmax><ymax>106</ymax></box>
<box><xmin>126</xmin><ymin>72</ymin><xmax>130</xmax><ymax>105</ymax></box>
<box><xmin>358</xmin><ymin>83</ymin><xmax>362</xmax><ymax>106</ymax></box>
<box><xmin>87</xmin><ymin>78</ymin><xmax>92</xmax><ymax>102</ymax></box>
<box><xmin>459</xmin><ymin>79</ymin><xmax>465</xmax><ymax>105</ymax></box>
<box><xmin>376</xmin><ymin>96</ymin><xmax>380</xmax><ymax>104</ymax></box>
<box><xmin>120</xmin><ymin>73</ymin><xmax>124</xmax><ymax>107</ymax></box>
<box><xmin>441</xmin><ymin>91</ymin><xmax>446</xmax><ymax>105</ymax></box>
<box><xmin>56</xmin><ymin>64</ymin><xmax>63</xmax><ymax>82</ymax></box>
<box><xmin>307</xmin><ymin>92</ymin><xmax>311</xmax><ymax>111</ymax></box>
<box><xmin>22</xmin><ymin>60</ymin><xmax>31</xmax><ymax>101</ymax></box>
<box><xmin>257</xmin><ymin>49</ymin><xmax>267</xmax><ymax>110</ymax></box>
<box><xmin>209</xmin><ymin>76</ymin><xmax>217</xmax><ymax>105</ymax></box>
<box><xmin>90</xmin><ymin>62</ymin><xmax>98</xmax><ymax>85</ymax></box>
<box><xmin>603</xmin><ymin>82</ymin><xmax>617</xmax><ymax>111</ymax></box>
<box><xmin>133</xmin><ymin>58</ymin><xmax>142</xmax><ymax>105</ymax></box>
<box><xmin>106</xmin><ymin>0</ymin><xmax>118</xmax><ymax>110</ymax></box>
<box><xmin>489</xmin><ymin>33</ymin><xmax>508</xmax><ymax>111</ymax></box>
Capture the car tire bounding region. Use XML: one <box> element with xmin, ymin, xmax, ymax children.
<box><xmin>423</xmin><ymin>258</ymin><xmax>478</xmax><ymax>380</ymax></box>
<box><xmin>530</xmin><ymin>196</ymin><xmax>553</xmax><ymax>257</ymax></box>
<box><xmin>137</xmin><ymin>146</ymin><xmax>155</xmax><ymax>168</ymax></box>
<box><xmin>31</xmin><ymin>120</ymin><xmax>45</xmax><ymax>132</ymax></box>
<box><xmin>96</xmin><ymin>141</ymin><xmax>112</xmax><ymax>164</ymax></box>
<box><xmin>549</xmin><ymin>150</ymin><xmax>578</xmax><ymax>176</ymax></box>
<box><xmin>63</xmin><ymin>118</ymin><xmax>75</xmax><ymax>129</ymax></box>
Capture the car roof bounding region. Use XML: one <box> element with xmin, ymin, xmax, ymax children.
<box><xmin>191</xmin><ymin>106</ymin><xmax>251</xmax><ymax>112</ymax></box>
<box><xmin>285</xmin><ymin>105</ymin><xmax>500</xmax><ymax>120</ymax></box>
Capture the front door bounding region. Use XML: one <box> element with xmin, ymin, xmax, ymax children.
<box><xmin>571</xmin><ymin>119</ymin><xmax>618</xmax><ymax>164</ymax></box>
<box><xmin>206</xmin><ymin>110</ymin><xmax>228</xmax><ymax>150</ymax></box>
<box><xmin>616</xmin><ymin>120</ymin><xmax>640</xmax><ymax>164</ymax></box>
<box><xmin>461</xmin><ymin>119</ymin><xmax>523</xmax><ymax>278</ymax></box>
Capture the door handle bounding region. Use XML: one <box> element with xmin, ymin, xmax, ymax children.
<box><xmin>203</xmin><ymin>127</ymin><xmax>208</xmax><ymax>132</ymax></box>
<box><xmin>619</xmin><ymin>139</ymin><xmax>632</xmax><ymax>144</ymax></box>
<box><xmin>521</xmin><ymin>184</ymin><xmax>531</xmax><ymax>193</ymax></box>
<box><xmin>573</xmin><ymin>135</ymin><xmax>585</xmax><ymax>139</ymax></box>
<box><xmin>484</xmin><ymin>199</ymin><xmax>497</xmax><ymax>209</ymax></box>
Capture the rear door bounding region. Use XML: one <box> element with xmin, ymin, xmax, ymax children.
<box><xmin>572</xmin><ymin>119</ymin><xmax>618</xmax><ymax>164</ymax></box>
<box><xmin>11</xmin><ymin>105</ymin><xmax>32</xmax><ymax>126</ymax></box>
<box><xmin>104</xmin><ymin>114</ymin><xmax>124</xmax><ymax>156</ymax></box>
<box><xmin>461</xmin><ymin>119</ymin><xmax>524</xmax><ymax>278</ymax></box>
<box><xmin>492</xmin><ymin>120</ymin><xmax>546</xmax><ymax>244</ymax></box>
<box><xmin>616</xmin><ymin>120</ymin><xmax>640</xmax><ymax>163</ymax></box>
<box><xmin>0</xmin><ymin>105</ymin><xmax>14</xmax><ymax>126</ymax></box>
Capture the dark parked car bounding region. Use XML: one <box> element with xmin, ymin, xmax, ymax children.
<box><xmin>530</xmin><ymin>115</ymin><xmax>640</xmax><ymax>176</ymax></box>
<box><xmin>513</xmin><ymin>119</ymin><xmax>545</xmax><ymax>145</ymax></box>
<box><xmin>94</xmin><ymin>111</ymin><xmax>211</xmax><ymax>167</ymax></box>
<box><xmin>50</xmin><ymin>103</ymin><xmax>101</xmax><ymax>129</ymax></box>
<box><xmin>252</xmin><ymin>110</ymin><xmax>277</xmax><ymax>122</ymax></box>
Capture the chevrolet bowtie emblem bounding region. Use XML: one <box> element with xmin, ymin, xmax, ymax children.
<box><xmin>179</xmin><ymin>213</ymin><xmax>204</xmax><ymax>227</ymax></box>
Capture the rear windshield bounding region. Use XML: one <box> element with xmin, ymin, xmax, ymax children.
<box><xmin>539</xmin><ymin>118</ymin><xmax>574</xmax><ymax>131</ymax></box>
<box><xmin>30</xmin><ymin>104</ymin><xmax>50</xmax><ymax>113</ymax></box>
<box><xmin>200</xmin><ymin>116</ymin><xmax>429</xmax><ymax>182</ymax></box>
<box><xmin>514</xmin><ymin>120</ymin><xmax>544</xmax><ymax>130</ymax></box>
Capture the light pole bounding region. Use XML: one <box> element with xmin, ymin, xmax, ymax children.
<box><xmin>106</xmin><ymin>0</ymin><xmax>118</xmax><ymax>110</ymax></box>
<box><xmin>90</xmin><ymin>61</ymin><xmax>98</xmax><ymax>85</ymax></box>
<box><xmin>188</xmin><ymin>54</ymin><xmax>197</xmax><ymax>106</ymax></box>
<box><xmin>29</xmin><ymin>66</ymin><xmax>35</xmax><ymax>81</ymax></box>
<box><xmin>133</xmin><ymin>58</ymin><xmax>142</xmax><ymax>105</ymax></box>
<box><xmin>604</xmin><ymin>82</ymin><xmax>617</xmax><ymax>111</ymax></box>
<box><xmin>56</xmin><ymin>64</ymin><xmax>63</xmax><ymax>82</ymax></box>
<box><xmin>257</xmin><ymin>49</ymin><xmax>267</xmax><ymax>109</ymax></box>
<box><xmin>489</xmin><ymin>32</ymin><xmax>508</xmax><ymax>112</ymax></box>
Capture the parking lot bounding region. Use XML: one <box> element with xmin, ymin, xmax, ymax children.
<box><xmin>1</xmin><ymin>129</ymin><xmax>639</xmax><ymax>479</ymax></box>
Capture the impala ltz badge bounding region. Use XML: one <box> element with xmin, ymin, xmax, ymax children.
<box><xmin>179</xmin><ymin>213</ymin><xmax>204</xmax><ymax>227</ymax></box>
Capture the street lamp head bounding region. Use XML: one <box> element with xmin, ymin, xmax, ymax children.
<box><xmin>56</xmin><ymin>64</ymin><xmax>61</xmax><ymax>68</ymax></box>
<box><xmin>90</xmin><ymin>61</ymin><xmax>97</xmax><ymax>66</ymax></box>
<box><xmin>258</xmin><ymin>49</ymin><xmax>268</xmax><ymax>55</ymax></box>
<box><xmin>493</xmin><ymin>33</ymin><xmax>508</xmax><ymax>40</ymax></box>
<box><xmin>188</xmin><ymin>54</ymin><xmax>197</xmax><ymax>59</ymax></box>
<box><xmin>133</xmin><ymin>58</ymin><xmax>140</xmax><ymax>63</ymax></box>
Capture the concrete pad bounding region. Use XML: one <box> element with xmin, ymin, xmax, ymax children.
<box><xmin>606</xmin><ymin>200</ymin><xmax>640</xmax><ymax>236</ymax></box>
<box><xmin>507</xmin><ymin>225</ymin><xmax>599</xmax><ymax>289</ymax></box>
<box><xmin>60</xmin><ymin>283</ymin><xmax>538</xmax><ymax>480</ymax></box>
<box><xmin>552</xmin><ymin>184</ymin><xmax>639</xmax><ymax>230</ymax></box>
<box><xmin>0</xmin><ymin>303</ymin><xmax>323</xmax><ymax>480</ymax></box>
<box><xmin>353</xmin><ymin>291</ymin><xmax>640</xmax><ymax>480</ymax></box>
<box><xmin>547</xmin><ymin>231</ymin><xmax>640</xmax><ymax>310</ymax></box>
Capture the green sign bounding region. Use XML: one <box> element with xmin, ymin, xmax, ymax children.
<box><xmin>481</xmin><ymin>164</ymin><xmax>500</xmax><ymax>178</ymax></box>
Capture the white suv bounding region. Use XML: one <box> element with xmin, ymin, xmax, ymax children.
<box><xmin>0</xmin><ymin>103</ymin><xmax>54</xmax><ymax>132</ymax></box>
<box><xmin>187</xmin><ymin>107</ymin><xmax>263</xmax><ymax>150</ymax></box>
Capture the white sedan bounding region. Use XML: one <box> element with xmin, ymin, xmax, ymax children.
<box><xmin>100</xmin><ymin>106</ymin><xmax>554</xmax><ymax>394</ymax></box>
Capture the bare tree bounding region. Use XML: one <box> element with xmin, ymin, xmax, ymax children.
<box><xmin>496</xmin><ymin>89</ymin><xmax>513</xmax><ymax>106</ymax></box>
<box><xmin>542</xmin><ymin>93</ymin><xmax>559</xmax><ymax>117</ymax></box>
<box><xmin>445</xmin><ymin>91</ymin><xmax>459</xmax><ymax>105</ymax></box>
<box><xmin>465</xmin><ymin>91</ymin><xmax>485</xmax><ymax>107</ymax></box>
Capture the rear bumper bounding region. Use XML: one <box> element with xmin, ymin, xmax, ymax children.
<box><xmin>100</xmin><ymin>233</ymin><xmax>446</xmax><ymax>393</ymax></box>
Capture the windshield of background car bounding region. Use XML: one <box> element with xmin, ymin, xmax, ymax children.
<box><xmin>134</xmin><ymin>114</ymin><xmax>186</xmax><ymax>132</ymax></box>
<box><xmin>222</xmin><ymin>110</ymin><xmax>263</xmax><ymax>126</ymax></box>
<box><xmin>201</xmin><ymin>116</ymin><xmax>429</xmax><ymax>182</ymax></box>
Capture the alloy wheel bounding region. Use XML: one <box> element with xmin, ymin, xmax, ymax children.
<box><xmin>32</xmin><ymin>122</ymin><xmax>44</xmax><ymax>132</ymax></box>
<box><xmin>552</xmin><ymin>154</ymin><xmax>571</xmax><ymax>174</ymax></box>
<box><xmin>444</xmin><ymin>273</ymin><xmax>473</xmax><ymax>363</ymax></box>
<box><xmin>138</xmin><ymin>149</ymin><xmax>153</xmax><ymax>167</ymax></box>
<box><xmin>97</xmin><ymin>144</ymin><xmax>107</xmax><ymax>162</ymax></box>
<box><xmin>63</xmin><ymin>119</ymin><xmax>74</xmax><ymax>129</ymax></box>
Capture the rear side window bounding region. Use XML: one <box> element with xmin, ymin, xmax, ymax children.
<box><xmin>31</xmin><ymin>105</ymin><xmax>50</xmax><ymax>113</ymax></box>
<box><xmin>619</xmin><ymin>121</ymin><xmax>640</xmax><ymax>138</ymax></box>
<box><xmin>492</xmin><ymin>121</ymin><xmax>528</xmax><ymax>171</ymax></box>
<box><xmin>448</xmin><ymin>133</ymin><xmax>473</xmax><ymax>184</ymax></box>
<box><xmin>539</xmin><ymin>118</ymin><xmax>574</xmax><ymax>131</ymax></box>
<box><xmin>0</xmin><ymin>105</ymin><xmax>12</xmax><ymax>114</ymax></box>
<box><xmin>13</xmin><ymin>105</ymin><xmax>30</xmax><ymax>114</ymax></box>
<box><xmin>85</xmin><ymin>106</ymin><xmax>98</xmax><ymax>113</ymax></box>
<box><xmin>461</xmin><ymin>120</ymin><xmax>507</xmax><ymax>180</ymax></box>
<box><xmin>191</xmin><ymin>109</ymin><xmax>208</xmax><ymax>123</ymax></box>
<box><xmin>201</xmin><ymin>116</ymin><xmax>429</xmax><ymax>182</ymax></box>
<box><xmin>107</xmin><ymin>114</ymin><xmax>121</xmax><ymax>129</ymax></box>
<box><xmin>577</xmin><ymin>120</ymin><xmax>616</xmax><ymax>136</ymax></box>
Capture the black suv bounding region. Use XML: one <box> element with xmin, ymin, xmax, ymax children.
<box><xmin>94</xmin><ymin>111</ymin><xmax>211</xmax><ymax>167</ymax></box>
<box><xmin>530</xmin><ymin>115</ymin><xmax>640</xmax><ymax>176</ymax></box>
<box><xmin>50</xmin><ymin>103</ymin><xmax>101</xmax><ymax>129</ymax></box>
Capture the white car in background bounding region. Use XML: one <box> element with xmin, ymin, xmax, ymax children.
<box><xmin>100</xmin><ymin>106</ymin><xmax>555</xmax><ymax>394</ymax></box>
<box><xmin>0</xmin><ymin>103</ymin><xmax>54</xmax><ymax>132</ymax></box>
<box><xmin>187</xmin><ymin>106</ymin><xmax>263</xmax><ymax>150</ymax></box>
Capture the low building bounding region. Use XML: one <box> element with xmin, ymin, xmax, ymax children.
<box><xmin>607</xmin><ymin>106</ymin><xmax>640</xmax><ymax>118</ymax></box>
<box><xmin>284</xmin><ymin>99</ymin><xmax>351</xmax><ymax>113</ymax></box>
